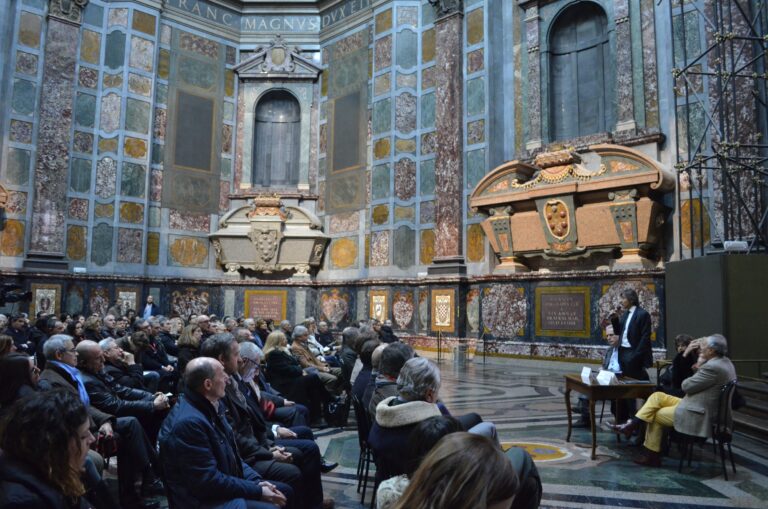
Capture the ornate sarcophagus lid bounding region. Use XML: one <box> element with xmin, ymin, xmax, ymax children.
<box><xmin>209</xmin><ymin>195</ymin><xmax>329</xmax><ymax>278</ymax></box>
<box><xmin>469</xmin><ymin>144</ymin><xmax>675</xmax><ymax>272</ymax></box>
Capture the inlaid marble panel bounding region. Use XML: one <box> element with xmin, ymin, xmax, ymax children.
<box><xmin>375</xmin><ymin>35</ymin><xmax>392</xmax><ymax>70</ymax></box>
<box><xmin>393</xmin><ymin>226</ymin><xmax>415</xmax><ymax>269</ymax></box>
<box><xmin>104</xmin><ymin>31</ymin><xmax>126</xmax><ymax>69</ymax></box>
<box><xmin>108</xmin><ymin>8</ymin><xmax>128</xmax><ymax>27</ymax></box>
<box><xmin>396</xmin><ymin>30</ymin><xmax>417</xmax><ymax>69</ymax></box>
<box><xmin>0</xmin><ymin>220</ymin><xmax>25</xmax><ymax>256</ymax></box>
<box><xmin>467</xmin><ymin>48</ymin><xmax>484</xmax><ymax>74</ymax></box>
<box><xmin>372</xmin><ymin>163</ymin><xmax>391</xmax><ymax>200</ymax></box>
<box><xmin>125</xmin><ymin>98</ymin><xmax>149</xmax><ymax>134</ymax></box>
<box><xmin>169</xmin><ymin>209</ymin><xmax>210</xmax><ymax>232</ymax></box>
<box><xmin>95</xmin><ymin>157</ymin><xmax>117</xmax><ymax>199</ymax></box>
<box><xmin>395</xmin><ymin>138</ymin><xmax>416</xmax><ymax>154</ymax></box>
<box><xmin>66</xmin><ymin>225</ymin><xmax>87</xmax><ymax>260</ymax></box>
<box><xmin>68</xmin><ymin>198</ymin><xmax>89</xmax><ymax>221</ymax></box>
<box><xmin>420</xmin><ymin>229</ymin><xmax>435</xmax><ymax>265</ymax></box>
<box><xmin>146</xmin><ymin>232</ymin><xmax>160</xmax><ymax>264</ymax></box>
<box><xmin>467</xmin><ymin>223</ymin><xmax>485</xmax><ymax>262</ymax></box>
<box><xmin>121</xmin><ymin>162</ymin><xmax>146</xmax><ymax>197</ymax></box>
<box><xmin>100</xmin><ymin>93</ymin><xmax>121</xmax><ymax>133</ymax></box>
<box><xmin>179</xmin><ymin>31</ymin><xmax>219</xmax><ymax>59</ymax></box>
<box><xmin>103</xmin><ymin>72</ymin><xmax>122</xmax><ymax>89</ymax></box>
<box><xmin>372</xmin><ymin>204</ymin><xmax>389</xmax><ymax>225</ymax></box>
<box><xmin>329</xmin><ymin>211</ymin><xmax>360</xmax><ymax>234</ymax></box>
<box><xmin>467</xmin><ymin>119</ymin><xmax>485</xmax><ymax>145</ymax></box>
<box><xmin>124</xmin><ymin>137</ymin><xmax>147</xmax><ymax>160</ymax></box>
<box><xmin>395</xmin><ymin>92</ymin><xmax>416</xmax><ymax>133</ymax></box>
<box><xmin>91</xmin><ymin>223</ymin><xmax>114</xmax><ymax>265</ymax></box>
<box><xmin>373</xmin><ymin>98</ymin><xmax>392</xmax><ymax>134</ymax></box>
<box><xmin>421</xmin><ymin>92</ymin><xmax>435</xmax><ymax>129</ymax></box>
<box><xmin>78</xmin><ymin>67</ymin><xmax>98</xmax><ymax>88</ymax></box>
<box><xmin>94</xmin><ymin>202</ymin><xmax>114</xmax><ymax>219</ymax></box>
<box><xmin>6</xmin><ymin>192</ymin><xmax>27</xmax><ymax>215</ymax></box>
<box><xmin>422</xmin><ymin>28</ymin><xmax>435</xmax><ymax>63</ymax></box>
<box><xmin>466</xmin><ymin>148</ymin><xmax>486</xmax><ymax>189</ymax></box>
<box><xmin>117</xmin><ymin>228</ymin><xmax>143</xmax><ymax>263</ymax></box>
<box><xmin>394</xmin><ymin>158</ymin><xmax>416</xmax><ymax>200</ymax></box>
<box><xmin>466</xmin><ymin>7</ymin><xmax>484</xmax><ymax>45</ymax></box>
<box><xmin>150</xmin><ymin>170</ymin><xmax>162</xmax><ymax>202</ymax></box>
<box><xmin>119</xmin><ymin>202</ymin><xmax>144</xmax><ymax>224</ymax></box>
<box><xmin>466</xmin><ymin>77</ymin><xmax>485</xmax><ymax>116</ymax></box>
<box><xmin>420</xmin><ymin>132</ymin><xmax>436</xmax><ymax>155</ymax></box>
<box><xmin>420</xmin><ymin>200</ymin><xmax>435</xmax><ymax>224</ymax></box>
<box><xmin>70</xmin><ymin>158</ymin><xmax>92</xmax><ymax>193</ymax></box>
<box><xmin>375</xmin><ymin>9</ymin><xmax>392</xmax><ymax>34</ymax></box>
<box><xmin>374</xmin><ymin>72</ymin><xmax>391</xmax><ymax>96</ymax></box>
<box><xmin>398</xmin><ymin>6</ymin><xmax>418</xmax><ymax>27</ymax></box>
<box><xmin>132</xmin><ymin>11</ymin><xmax>156</xmax><ymax>36</ymax></box>
<box><xmin>127</xmin><ymin>73</ymin><xmax>152</xmax><ymax>97</ymax></box>
<box><xmin>168</xmin><ymin>235</ymin><xmax>209</xmax><ymax>267</ymax></box>
<box><xmin>18</xmin><ymin>12</ymin><xmax>42</xmax><ymax>48</ymax></box>
<box><xmin>12</xmin><ymin>79</ymin><xmax>36</xmax><ymax>115</ymax></box>
<box><xmin>98</xmin><ymin>136</ymin><xmax>118</xmax><ymax>154</ymax></box>
<box><xmin>370</xmin><ymin>230</ymin><xmax>390</xmax><ymax>267</ymax></box>
<box><xmin>373</xmin><ymin>137</ymin><xmax>391</xmax><ymax>159</ymax></box>
<box><xmin>330</xmin><ymin>237</ymin><xmax>358</xmax><ymax>269</ymax></box>
<box><xmin>73</xmin><ymin>132</ymin><xmax>93</xmax><ymax>154</ymax></box>
<box><xmin>80</xmin><ymin>30</ymin><xmax>101</xmax><ymax>64</ymax></box>
<box><xmin>6</xmin><ymin>148</ymin><xmax>30</xmax><ymax>185</ymax></box>
<box><xmin>10</xmin><ymin>120</ymin><xmax>33</xmax><ymax>143</ymax></box>
<box><xmin>16</xmin><ymin>51</ymin><xmax>38</xmax><ymax>75</ymax></box>
<box><xmin>129</xmin><ymin>36</ymin><xmax>154</xmax><ymax>72</ymax></box>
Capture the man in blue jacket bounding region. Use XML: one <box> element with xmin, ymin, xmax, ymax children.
<box><xmin>159</xmin><ymin>357</ymin><xmax>293</xmax><ymax>509</ymax></box>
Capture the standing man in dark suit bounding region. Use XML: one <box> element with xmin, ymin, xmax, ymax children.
<box><xmin>142</xmin><ymin>295</ymin><xmax>160</xmax><ymax>321</ymax></box>
<box><xmin>608</xmin><ymin>289</ymin><xmax>652</xmax><ymax>381</ymax></box>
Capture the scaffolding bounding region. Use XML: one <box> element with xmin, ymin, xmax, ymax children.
<box><xmin>668</xmin><ymin>0</ymin><xmax>768</xmax><ymax>257</ymax></box>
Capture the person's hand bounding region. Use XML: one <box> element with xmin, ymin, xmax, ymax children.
<box><xmin>607</xmin><ymin>334</ymin><xmax>619</xmax><ymax>347</ymax></box>
<box><xmin>259</xmin><ymin>483</ymin><xmax>287</xmax><ymax>507</ymax></box>
<box><xmin>283</xmin><ymin>400</ymin><xmax>295</xmax><ymax>406</ymax></box>
<box><xmin>98</xmin><ymin>421</ymin><xmax>113</xmax><ymax>439</ymax></box>
<box><xmin>123</xmin><ymin>352</ymin><xmax>135</xmax><ymax>365</ymax></box>
<box><xmin>272</xmin><ymin>447</ymin><xmax>292</xmax><ymax>462</ymax></box>
<box><xmin>153</xmin><ymin>394</ymin><xmax>170</xmax><ymax>410</ymax></box>
<box><xmin>277</xmin><ymin>427</ymin><xmax>296</xmax><ymax>439</ymax></box>
<box><xmin>162</xmin><ymin>365</ymin><xmax>174</xmax><ymax>372</ymax></box>
<box><xmin>323</xmin><ymin>366</ymin><xmax>330</xmax><ymax>372</ymax></box>
<box><xmin>683</xmin><ymin>338</ymin><xmax>702</xmax><ymax>358</ymax></box>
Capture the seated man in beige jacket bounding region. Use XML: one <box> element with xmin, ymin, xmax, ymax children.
<box><xmin>290</xmin><ymin>325</ymin><xmax>344</xmax><ymax>395</ymax></box>
<box><xmin>612</xmin><ymin>334</ymin><xmax>736</xmax><ymax>466</ymax></box>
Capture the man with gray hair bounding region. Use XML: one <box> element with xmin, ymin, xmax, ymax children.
<box><xmin>290</xmin><ymin>326</ymin><xmax>344</xmax><ymax>395</ymax></box>
<box><xmin>279</xmin><ymin>320</ymin><xmax>293</xmax><ymax>342</ymax></box>
<box><xmin>612</xmin><ymin>333</ymin><xmax>737</xmax><ymax>467</ymax></box>
<box><xmin>100</xmin><ymin>337</ymin><xmax>149</xmax><ymax>391</ymax></box>
<box><xmin>367</xmin><ymin>357</ymin><xmax>497</xmax><ymax>481</ymax></box>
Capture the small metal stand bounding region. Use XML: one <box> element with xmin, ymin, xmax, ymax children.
<box><xmin>436</xmin><ymin>330</ymin><xmax>443</xmax><ymax>363</ymax></box>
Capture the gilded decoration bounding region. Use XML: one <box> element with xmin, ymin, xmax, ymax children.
<box><xmin>469</xmin><ymin>144</ymin><xmax>675</xmax><ymax>271</ymax></box>
<box><xmin>31</xmin><ymin>283</ymin><xmax>61</xmax><ymax>317</ymax></box>
<box><xmin>431</xmin><ymin>288</ymin><xmax>455</xmax><ymax>333</ymax></box>
<box><xmin>369</xmin><ymin>290</ymin><xmax>388</xmax><ymax>322</ymax></box>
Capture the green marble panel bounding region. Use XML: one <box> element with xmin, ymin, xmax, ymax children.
<box><xmin>420</xmin><ymin>158</ymin><xmax>435</xmax><ymax>195</ymax></box>
<box><xmin>466</xmin><ymin>148</ymin><xmax>486</xmax><ymax>189</ymax></box>
<box><xmin>421</xmin><ymin>92</ymin><xmax>435</xmax><ymax>129</ymax></box>
<box><xmin>223</xmin><ymin>102</ymin><xmax>234</xmax><ymax>121</ymax></box>
<box><xmin>6</xmin><ymin>148</ymin><xmax>31</xmax><ymax>185</ymax></box>
<box><xmin>125</xmin><ymin>98</ymin><xmax>150</xmax><ymax>134</ymax></box>
<box><xmin>11</xmin><ymin>79</ymin><xmax>35</xmax><ymax>115</ymax></box>
<box><xmin>396</xmin><ymin>29</ymin><xmax>417</xmax><ymax>69</ymax></box>
<box><xmin>221</xmin><ymin>157</ymin><xmax>232</xmax><ymax>179</ymax></box>
<box><xmin>422</xmin><ymin>1</ymin><xmax>436</xmax><ymax>25</ymax></box>
<box><xmin>22</xmin><ymin>0</ymin><xmax>47</xmax><ymax>8</ymax></box>
<box><xmin>155</xmin><ymin>83</ymin><xmax>168</xmax><ymax>104</ymax></box>
<box><xmin>75</xmin><ymin>93</ymin><xmax>96</xmax><ymax>128</ymax></box>
<box><xmin>372</xmin><ymin>163</ymin><xmax>391</xmax><ymax>200</ymax></box>
<box><xmin>319</xmin><ymin>158</ymin><xmax>327</xmax><ymax>179</ymax></box>
<box><xmin>178</xmin><ymin>55</ymin><xmax>216</xmax><ymax>91</ymax></box>
<box><xmin>466</xmin><ymin>77</ymin><xmax>485</xmax><ymax>117</ymax></box>
<box><xmin>91</xmin><ymin>223</ymin><xmax>114</xmax><ymax>266</ymax></box>
<box><xmin>372</xmin><ymin>98</ymin><xmax>392</xmax><ymax>134</ymax></box>
<box><xmin>673</xmin><ymin>11</ymin><xmax>700</xmax><ymax>67</ymax></box>
<box><xmin>393</xmin><ymin>225</ymin><xmax>415</xmax><ymax>269</ymax></box>
<box><xmin>70</xmin><ymin>158</ymin><xmax>92</xmax><ymax>193</ymax></box>
<box><xmin>152</xmin><ymin>143</ymin><xmax>164</xmax><ymax>165</ymax></box>
<box><xmin>121</xmin><ymin>162</ymin><xmax>146</xmax><ymax>197</ymax></box>
<box><xmin>148</xmin><ymin>206</ymin><xmax>161</xmax><ymax>227</ymax></box>
<box><xmin>83</xmin><ymin>3</ymin><xmax>104</xmax><ymax>26</ymax></box>
<box><xmin>104</xmin><ymin>31</ymin><xmax>126</xmax><ymax>69</ymax></box>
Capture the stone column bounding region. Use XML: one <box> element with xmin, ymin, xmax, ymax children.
<box><xmin>25</xmin><ymin>0</ymin><xmax>87</xmax><ymax>270</ymax></box>
<box><xmin>614</xmin><ymin>0</ymin><xmax>636</xmax><ymax>132</ymax></box>
<box><xmin>428</xmin><ymin>1</ymin><xmax>466</xmax><ymax>275</ymax></box>
<box><xmin>523</xmin><ymin>4</ymin><xmax>541</xmax><ymax>151</ymax></box>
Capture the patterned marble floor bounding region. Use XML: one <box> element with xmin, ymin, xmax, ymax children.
<box><xmin>316</xmin><ymin>355</ymin><xmax>768</xmax><ymax>509</ymax></box>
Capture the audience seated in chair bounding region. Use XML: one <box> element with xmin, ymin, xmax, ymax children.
<box><xmin>289</xmin><ymin>326</ymin><xmax>344</xmax><ymax>395</ymax></box>
<box><xmin>611</xmin><ymin>334</ymin><xmax>737</xmax><ymax>467</ymax></box>
<box><xmin>159</xmin><ymin>357</ymin><xmax>293</xmax><ymax>509</ymax></box>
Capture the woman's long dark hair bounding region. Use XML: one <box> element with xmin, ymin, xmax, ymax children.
<box><xmin>0</xmin><ymin>390</ymin><xmax>89</xmax><ymax>499</ymax></box>
<box><xmin>0</xmin><ymin>353</ymin><xmax>35</xmax><ymax>408</ymax></box>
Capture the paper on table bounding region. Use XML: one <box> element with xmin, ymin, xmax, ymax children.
<box><xmin>596</xmin><ymin>369</ymin><xmax>618</xmax><ymax>386</ymax></box>
<box><xmin>581</xmin><ymin>366</ymin><xmax>592</xmax><ymax>383</ymax></box>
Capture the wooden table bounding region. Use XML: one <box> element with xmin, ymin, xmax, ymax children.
<box><xmin>564</xmin><ymin>374</ymin><xmax>656</xmax><ymax>459</ymax></box>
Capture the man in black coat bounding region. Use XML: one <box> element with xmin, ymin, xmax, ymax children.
<box><xmin>76</xmin><ymin>340</ymin><xmax>170</xmax><ymax>444</ymax></box>
<box><xmin>100</xmin><ymin>337</ymin><xmax>150</xmax><ymax>391</ymax></box>
<box><xmin>159</xmin><ymin>357</ymin><xmax>292</xmax><ymax>509</ymax></box>
<box><xmin>201</xmin><ymin>333</ymin><xmax>334</xmax><ymax>509</ymax></box>
<box><xmin>609</xmin><ymin>289</ymin><xmax>653</xmax><ymax>380</ymax></box>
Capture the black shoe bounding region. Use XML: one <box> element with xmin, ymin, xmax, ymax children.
<box><xmin>320</xmin><ymin>459</ymin><xmax>339</xmax><ymax>473</ymax></box>
<box><xmin>140</xmin><ymin>478</ymin><xmax>165</xmax><ymax>497</ymax></box>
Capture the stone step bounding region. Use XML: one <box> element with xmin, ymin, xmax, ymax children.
<box><xmin>738</xmin><ymin>380</ymin><xmax>768</xmax><ymax>402</ymax></box>
<box><xmin>734</xmin><ymin>411</ymin><xmax>768</xmax><ymax>443</ymax></box>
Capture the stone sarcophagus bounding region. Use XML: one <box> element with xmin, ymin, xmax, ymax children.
<box><xmin>469</xmin><ymin>144</ymin><xmax>675</xmax><ymax>272</ymax></box>
<box><xmin>209</xmin><ymin>196</ymin><xmax>329</xmax><ymax>277</ymax></box>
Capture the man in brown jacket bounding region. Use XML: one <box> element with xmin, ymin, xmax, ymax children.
<box><xmin>612</xmin><ymin>334</ymin><xmax>737</xmax><ymax>466</ymax></box>
<box><xmin>290</xmin><ymin>326</ymin><xmax>344</xmax><ymax>395</ymax></box>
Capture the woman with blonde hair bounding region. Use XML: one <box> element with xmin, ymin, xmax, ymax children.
<box><xmin>393</xmin><ymin>432</ymin><xmax>518</xmax><ymax>509</ymax></box>
<box><xmin>264</xmin><ymin>330</ymin><xmax>335</xmax><ymax>425</ymax></box>
<box><xmin>176</xmin><ymin>324</ymin><xmax>203</xmax><ymax>374</ymax></box>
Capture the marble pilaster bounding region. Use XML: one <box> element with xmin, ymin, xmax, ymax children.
<box><xmin>524</xmin><ymin>5</ymin><xmax>541</xmax><ymax>150</ymax></box>
<box><xmin>614</xmin><ymin>0</ymin><xmax>636</xmax><ymax>132</ymax></box>
<box><xmin>429</xmin><ymin>8</ymin><xmax>465</xmax><ymax>274</ymax></box>
<box><xmin>27</xmin><ymin>1</ymin><xmax>86</xmax><ymax>266</ymax></box>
